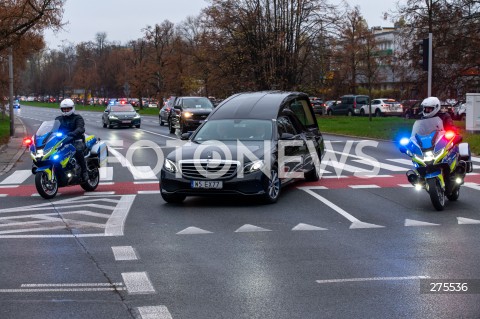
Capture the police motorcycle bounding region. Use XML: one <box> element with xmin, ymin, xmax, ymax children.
<box><xmin>399</xmin><ymin>117</ymin><xmax>473</xmax><ymax>210</ymax></box>
<box><xmin>25</xmin><ymin>120</ymin><xmax>108</xmax><ymax>199</ymax></box>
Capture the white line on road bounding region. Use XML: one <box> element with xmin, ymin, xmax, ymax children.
<box><xmin>0</xmin><ymin>170</ymin><xmax>31</xmax><ymax>185</ymax></box>
<box><xmin>298</xmin><ymin>187</ymin><xmax>384</xmax><ymax>229</ymax></box>
<box><xmin>137</xmin><ymin>190</ymin><xmax>160</xmax><ymax>194</ymax></box>
<box><xmin>105</xmin><ymin>195</ymin><xmax>136</xmax><ymax>236</ymax></box>
<box><xmin>0</xmin><ymin>288</ymin><xmax>126</xmax><ymax>292</ymax></box>
<box><xmin>122</xmin><ymin>272</ymin><xmax>156</xmax><ymax>294</ymax></box>
<box><xmin>352</xmin><ymin>159</ymin><xmax>408</xmax><ymax>172</ymax></box>
<box><xmin>464</xmin><ymin>183</ymin><xmax>480</xmax><ymax>191</ymax></box>
<box><xmin>138</xmin><ymin>128</ymin><xmax>177</xmax><ymax>139</ymax></box>
<box><xmin>112</xmin><ymin>246</ymin><xmax>138</xmax><ymax>261</ymax></box>
<box><xmin>348</xmin><ymin>185</ymin><xmax>380</xmax><ymax>189</ymax></box>
<box><xmin>316</xmin><ymin>275</ymin><xmax>430</xmax><ymax>284</ymax></box>
<box><xmin>100</xmin><ymin>167</ymin><xmax>113</xmax><ymax>181</ymax></box>
<box><xmin>138</xmin><ymin>306</ymin><xmax>173</xmax><ymax>319</ymax></box>
<box><xmin>21</xmin><ymin>283</ymin><xmax>123</xmax><ymax>287</ymax></box>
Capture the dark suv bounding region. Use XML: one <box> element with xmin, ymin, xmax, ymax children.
<box><xmin>168</xmin><ymin>97</ymin><xmax>214</xmax><ymax>134</ymax></box>
<box><xmin>327</xmin><ymin>95</ymin><xmax>370</xmax><ymax>116</ymax></box>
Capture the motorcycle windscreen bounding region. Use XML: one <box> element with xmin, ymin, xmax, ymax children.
<box><xmin>411</xmin><ymin>117</ymin><xmax>444</xmax><ymax>149</ymax></box>
<box><xmin>35</xmin><ymin>120</ymin><xmax>61</xmax><ymax>146</ymax></box>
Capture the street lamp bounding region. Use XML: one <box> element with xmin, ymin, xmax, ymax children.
<box><xmin>58</xmin><ymin>61</ymin><xmax>71</xmax><ymax>99</ymax></box>
<box><xmin>85</xmin><ymin>58</ymin><xmax>97</xmax><ymax>105</ymax></box>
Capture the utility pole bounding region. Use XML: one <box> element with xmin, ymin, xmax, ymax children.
<box><xmin>8</xmin><ymin>47</ymin><xmax>14</xmax><ymax>136</ymax></box>
<box><xmin>427</xmin><ymin>33</ymin><xmax>432</xmax><ymax>96</ymax></box>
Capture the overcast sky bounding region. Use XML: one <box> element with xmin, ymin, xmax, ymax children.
<box><xmin>44</xmin><ymin>0</ymin><xmax>398</xmax><ymax>49</ymax></box>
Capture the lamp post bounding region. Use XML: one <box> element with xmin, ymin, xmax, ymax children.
<box><xmin>58</xmin><ymin>61</ymin><xmax>71</xmax><ymax>99</ymax></box>
<box><xmin>85</xmin><ymin>58</ymin><xmax>97</xmax><ymax>105</ymax></box>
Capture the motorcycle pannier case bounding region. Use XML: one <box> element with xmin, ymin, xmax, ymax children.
<box><xmin>91</xmin><ymin>141</ymin><xmax>108</xmax><ymax>167</ymax></box>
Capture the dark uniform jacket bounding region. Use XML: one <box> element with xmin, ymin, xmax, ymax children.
<box><xmin>55</xmin><ymin>113</ymin><xmax>86</xmax><ymax>141</ymax></box>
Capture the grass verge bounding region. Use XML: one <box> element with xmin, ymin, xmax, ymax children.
<box><xmin>317</xmin><ymin>115</ymin><xmax>480</xmax><ymax>155</ymax></box>
<box><xmin>0</xmin><ymin>115</ymin><xmax>10</xmax><ymax>146</ymax></box>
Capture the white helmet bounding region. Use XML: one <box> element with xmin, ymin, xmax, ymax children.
<box><xmin>60</xmin><ymin>98</ymin><xmax>75</xmax><ymax>116</ymax></box>
<box><xmin>421</xmin><ymin>96</ymin><xmax>441</xmax><ymax>118</ymax></box>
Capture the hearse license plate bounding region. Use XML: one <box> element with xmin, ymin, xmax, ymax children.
<box><xmin>122</xmin><ymin>120</ymin><xmax>131</xmax><ymax>124</ymax></box>
<box><xmin>191</xmin><ymin>180</ymin><xmax>223</xmax><ymax>189</ymax></box>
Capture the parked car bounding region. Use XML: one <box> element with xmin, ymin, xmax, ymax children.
<box><xmin>168</xmin><ymin>96</ymin><xmax>214</xmax><ymax>134</ymax></box>
<box><xmin>311</xmin><ymin>99</ymin><xmax>325</xmax><ymax>115</ymax></box>
<box><xmin>159</xmin><ymin>91</ymin><xmax>326</xmax><ymax>204</ymax></box>
<box><xmin>158</xmin><ymin>96</ymin><xmax>177</xmax><ymax>126</ymax></box>
<box><xmin>360</xmin><ymin>98</ymin><xmax>403</xmax><ymax>117</ymax></box>
<box><xmin>102</xmin><ymin>103</ymin><xmax>141</xmax><ymax>129</ymax></box>
<box><xmin>324</xmin><ymin>100</ymin><xmax>341</xmax><ymax>114</ymax></box>
<box><xmin>327</xmin><ymin>95</ymin><xmax>370</xmax><ymax>116</ymax></box>
<box><xmin>453</xmin><ymin>101</ymin><xmax>466</xmax><ymax>121</ymax></box>
<box><xmin>13</xmin><ymin>100</ymin><xmax>21</xmax><ymax>109</ymax></box>
<box><xmin>402</xmin><ymin>100</ymin><xmax>422</xmax><ymax>119</ymax></box>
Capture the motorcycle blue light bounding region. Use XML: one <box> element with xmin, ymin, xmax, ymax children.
<box><xmin>56</xmin><ymin>132</ymin><xmax>63</xmax><ymax>137</ymax></box>
<box><xmin>400</xmin><ymin>138</ymin><xmax>409</xmax><ymax>146</ymax></box>
<box><xmin>53</xmin><ymin>154</ymin><xmax>60</xmax><ymax>160</ymax></box>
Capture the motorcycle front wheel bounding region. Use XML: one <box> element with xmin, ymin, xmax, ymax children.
<box><xmin>427</xmin><ymin>178</ymin><xmax>445</xmax><ymax>211</ymax></box>
<box><xmin>35</xmin><ymin>171</ymin><xmax>58</xmax><ymax>199</ymax></box>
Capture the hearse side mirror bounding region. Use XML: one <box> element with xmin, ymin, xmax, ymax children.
<box><xmin>280</xmin><ymin>133</ymin><xmax>295</xmax><ymax>140</ymax></box>
<box><xmin>181</xmin><ymin>132</ymin><xmax>192</xmax><ymax>140</ymax></box>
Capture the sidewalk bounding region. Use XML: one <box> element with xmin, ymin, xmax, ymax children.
<box><xmin>0</xmin><ymin>116</ymin><xmax>27</xmax><ymax>176</ymax></box>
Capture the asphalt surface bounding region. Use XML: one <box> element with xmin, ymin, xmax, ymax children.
<box><xmin>0</xmin><ymin>106</ymin><xmax>479</xmax><ymax>318</ymax></box>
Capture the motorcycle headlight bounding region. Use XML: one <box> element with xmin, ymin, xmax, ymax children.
<box><xmin>243</xmin><ymin>160</ymin><xmax>264</xmax><ymax>173</ymax></box>
<box><xmin>424</xmin><ymin>151</ymin><xmax>434</xmax><ymax>162</ymax></box>
<box><xmin>164</xmin><ymin>158</ymin><xmax>178</xmax><ymax>173</ymax></box>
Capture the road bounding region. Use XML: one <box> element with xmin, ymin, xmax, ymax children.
<box><xmin>1</xmin><ymin>106</ymin><xmax>480</xmax><ymax>319</ymax></box>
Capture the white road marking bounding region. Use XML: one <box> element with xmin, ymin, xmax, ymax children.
<box><xmin>348</xmin><ymin>185</ymin><xmax>380</xmax><ymax>189</ymax></box>
<box><xmin>105</xmin><ymin>195</ymin><xmax>136</xmax><ymax>236</ymax></box>
<box><xmin>133</xmin><ymin>166</ymin><xmax>157</xmax><ymax>180</ymax></box>
<box><xmin>21</xmin><ymin>283</ymin><xmax>123</xmax><ymax>287</ymax></box>
<box><xmin>457</xmin><ymin>217</ymin><xmax>480</xmax><ymax>224</ymax></box>
<box><xmin>138</xmin><ymin>128</ymin><xmax>177</xmax><ymax>139</ymax></box>
<box><xmin>138</xmin><ymin>306</ymin><xmax>173</xmax><ymax>319</ymax></box>
<box><xmin>386</xmin><ymin>158</ymin><xmax>413</xmax><ymax>166</ymax></box>
<box><xmin>316</xmin><ymin>276</ymin><xmax>430</xmax><ymax>284</ymax></box>
<box><xmin>0</xmin><ymin>185</ymin><xmax>18</xmax><ymax>188</ymax></box>
<box><xmin>470</xmin><ymin>156</ymin><xmax>480</xmax><ymax>163</ymax></box>
<box><xmin>99</xmin><ymin>167</ymin><xmax>113</xmax><ymax>181</ymax></box>
<box><xmin>0</xmin><ymin>170</ymin><xmax>31</xmax><ymax>185</ymax></box>
<box><xmin>84</xmin><ymin>191</ymin><xmax>116</xmax><ymax>196</ymax></box>
<box><xmin>122</xmin><ymin>272</ymin><xmax>156</xmax><ymax>294</ymax></box>
<box><xmin>112</xmin><ymin>246</ymin><xmax>138</xmax><ymax>260</ymax></box>
<box><xmin>177</xmin><ymin>227</ymin><xmax>213</xmax><ymax>235</ymax></box>
<box><xmin>292</xmin><ymin>223</ymin><xmax>327</xmax><ymax>231</ymax></box>
<box><xmin>0</xmin><ymin>282</ymin><xmax>125</xmax><ymax>292</ymax></box>
<box><xmin>298</xmin><ymin>187</ymin><xmax>384</xmax><ymax>229</ymax></box>
<box><xmin>137</xmin><ymin>190</ymin><xmax>160</xmax><ymax>194</ymax></box>
<box><xmin>134</xmin><ymin>181</ymin><xmax>159</xmax><ymax>184</ymax></box>
<box><xmin>235</xmin><ymin>224</ymin><xmax>271</xmax><ymax>232</ymax></box>
<box><xmin>404</xmin><ymin>219</ymin><xmax>440</xmax><ymax>226</ymax></box>
<box><xmin>352</xmin><ymin>159</ymin><xmax>408</xmax><ymax>172</ymax></box>
<box><xmin>325</xmin><ymin>161</ymin><xmax>370</xmax><ymax>173</ymax></box>
<box><xmin>398</xmin><ymin>184</ymin><xmax>414</xmax><ymax>188</ymax></box>
<box><xmin>0</xmin><ymin>287</ymin><xmax>125</xmax><ymax>292</ymax></box>
<box><xmin>99</xmin><ymin>182</ymin><xmax>115</xmax><ymax>185</ymax></box>
<box><xmin>0</xmin><ymin>194</ymin><xmax>7</xmax><ymax>197</ymax></box>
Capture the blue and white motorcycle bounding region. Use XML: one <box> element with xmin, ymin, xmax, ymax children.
<box><xmin>25</xmin><ymin>120</ymin><xmax>108</xmax><ymax>199</ymax></box>
<box><xmin>399</xmin><ymin>117</ymin><xmax>473</xmax><ymax>210</ymax></box>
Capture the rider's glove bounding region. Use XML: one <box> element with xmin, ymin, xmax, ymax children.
<box><xmin>63</xmin><ymin>136</ymin><xmax>73</xmax><ymax>145</ymax></box>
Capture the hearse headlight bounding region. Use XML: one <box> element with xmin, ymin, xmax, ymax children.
<box><xmin>164</xmin><ymin>158</ymin><xmax>178</xmax><ymax>173</ymax></box>
<box><xmin>244</xmin><ymin>160</ymin><xmax>264</xmax><ymax>173</ymax></box>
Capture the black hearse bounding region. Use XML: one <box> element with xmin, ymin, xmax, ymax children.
<box><xmin>159</xmin><ymin>91</ymin><xmax>325</xmax><ymax>204</ymax></box>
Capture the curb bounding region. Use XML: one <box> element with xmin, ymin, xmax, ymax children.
<box><xmin>0</xmin><ymin>116</ymin><xmax>28</xmax><ymax>176</ymax></box>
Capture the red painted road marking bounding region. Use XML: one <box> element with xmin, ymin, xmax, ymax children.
<box><xmin>0</xmin><ymin>175</ymin><xmax>479</xmax><ymax>197</ymax></box>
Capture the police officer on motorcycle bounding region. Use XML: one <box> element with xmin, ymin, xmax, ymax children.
<box><xmin>55</xmin><ymin>99</ymin><xmax>89</xmax><ymax>181</ymax></box>
<box><xmin>421</xmin><ymin>96</ymin><xmax>456</xmax><ymax>132</ymax></box>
